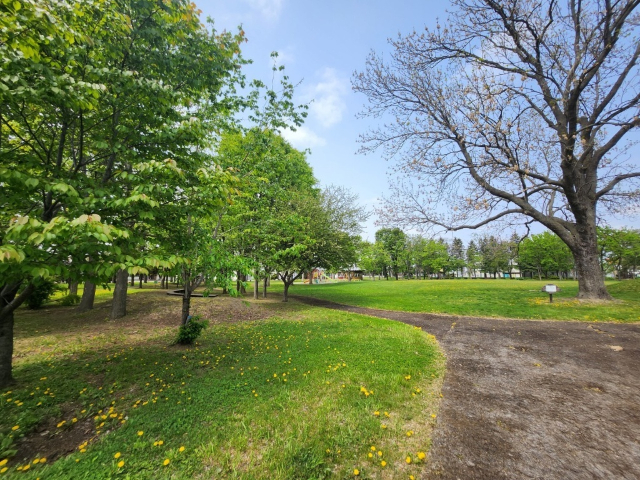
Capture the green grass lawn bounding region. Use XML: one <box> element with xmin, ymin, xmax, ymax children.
<box><xmin>1</xmin><ymin>293</ymin><xmax>444</xmax><ymax>479</ymax></box>
<box><xmin>280</xmin><ymin>278</ymin><xmax>640</xmax><ymax>323</ymax></box>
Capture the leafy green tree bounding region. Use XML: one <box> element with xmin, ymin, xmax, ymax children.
<box><xmin>375</xmin><ymin>228</ymin><xmax>406</xmax><ymax>280</ymax></box>
<box><xmin>421</xmin><ymin>238</ymin><xmax>450</xmax><ymax>279</ymax></box>
<box><xmin>358</xmin><ymin>240</ymin><xmax>390</xmax><ymax>279</ymax></box>
<box><xmin>478</xmin><ymin>236</ymin><xmax>510</xmax><ymax>278</ymax></box>
<box><xmin>518</xmin><ymin>232</ymin><xmax>574</xmax><ymax>280</ymax></box>
<box><xmin>449</xmin><ymin>237</ymin><xmax>466</xmax><ymax>278</ymax></box>
<box><xmin>217</xmin><ymin>129</ymin><xmax>315</xmax><ymax>298</ymax></box>
<box><xmin>466</xmin><ymin>240</ymin><xmax>481</xmax><ymax>278</ymax></box>
<box><xmin>597</xmin><ymin>227</ymin><xmax>640</xmax><ymax>279</ymax></box>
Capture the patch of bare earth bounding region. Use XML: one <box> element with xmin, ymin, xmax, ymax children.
<box><xmin>10</xmin><ymin>291</ymin><xmax>281</xmax><ymax>464</ymax></box>
<box><xmin>14</xmin><ymin>290</ymin><xmax>280</xmax><ymax>363</ymax></box>
<box><xmin>294</xmin><ymin>296</ymin><xmax>640</xmax><ymax>480</ymax></box>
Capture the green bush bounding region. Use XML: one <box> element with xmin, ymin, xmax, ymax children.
<box><xmin>176</xmin><ymin>315</ymin><xmax>208</xmax><ymax>345</ymax></box>
<box><xmin>60</xmin><ymin>294</ymin><xmax>81</xmax><ymax>306</ymax></box>
<box><xmin>25</xmin><ymin>280</ymin><xmax>57</xmax><ymax>309</ymax></box>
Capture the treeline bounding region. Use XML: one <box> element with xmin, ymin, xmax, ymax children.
<box><xmin>357</xmin><ymin>228</ymin><xmax>640</xmax><ymax>280</ymax></box>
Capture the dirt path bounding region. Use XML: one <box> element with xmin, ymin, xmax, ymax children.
<box><xmin>293</xmin><ymin>296</ymin><xmax>640</xmax><ymax>480</ymax></box>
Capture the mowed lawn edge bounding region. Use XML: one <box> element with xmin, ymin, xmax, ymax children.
<box><xmin>281</xmin><ymin>278</ymin><xmax>640</xmax><ymax>323</ymax></box>
<box><xmin>1</xmin><ymin>292</ymin><xmax>445</xmax><ymax>479</ymax></box>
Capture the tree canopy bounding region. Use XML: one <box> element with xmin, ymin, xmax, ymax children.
<box><xmin>354</xmin><ymin>0</ymin><xmax>640</xmax><ymax>299</ymax></box>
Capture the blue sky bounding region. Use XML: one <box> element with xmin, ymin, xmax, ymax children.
<box><xmin>198</xmin><ymin>0</ymin><xmax>452</xmax><ymax>241</ymax></box>
<box><xmin>197</xmin><ymin>0</ymin><xmax>639</xmax><ymax>241</ymax></box>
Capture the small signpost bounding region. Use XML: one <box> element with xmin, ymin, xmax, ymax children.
<box><xmin>541</xmin><ymin>284</ymin><xmax>560</xmax><ymax>303</ymax></box>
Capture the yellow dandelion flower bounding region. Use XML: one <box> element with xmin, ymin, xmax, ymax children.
<box><xmin>179</xmin><ymin>446</ymin><xmax>185</xmax><ymax>452</ymax></box>
<box><xmin>406</xmin><ymin>430</ymin><xmax>413</xmax><ymax>437</ymax></box>
<box><xmin>431</xmin><ymin>414</ymin><xmax>437</xmax><ymax>418</ymax></box>
<box><xmin>32</xmin><ymin>459</ymin><xmax>39</xmax><ymax>464</ymax></box>
<box><xmin>0</xmin><ymin>467</ymin><xmax>7</xmax><ymax>474</ymax></box>
<box><xmin>381</xmin><ymin>424</ymin><xmax>387</xmax><ymax>429</ymax></box>
<box><xmin>374</xmin><ymin>411</ymin><xmax>380</xmax><ymax>416</ymax></box>
<box><xmin>11</xmin><ymin>426</ymin><xmax>19</xmax><ymax>431</ymax></box>
<box><xmin>137</xmin><ymin>431</ymin><xmax>144</xmax><ymax>436</ymax></box>
<box><xmin>406</xmin><ymin>456</ymin><xmax>412</xmax><ymax>464</ymax></box>
<box><xmin>163</xmin><ymin>459</ymin><xmax>170</xmax><ymax>466</ymax></box>
<box><xmin>381</xmin><ymin>460</ymin><xmax>387</xmax><ymax>467</ymax></box>
<box><xmin>410</xmin><ymin>476</ymin><xmax>415</xmax><ymax>480</ymax></box>
<box><xmin>370</xmin><ymin>446</ymin><xmax>376</xmax><ymax>451</ymax></box>
<box><xmin>0</xmin><ymin>460</ymin><xmax>6</xmax><ymax>467</ymax></box>
<box><xmin>368</xmin><ymin>453</ymin><xmax>373</xmax><ymax>458</ymax></box>
<box><xmin>117</xmin><ymin>460</ymin><xmax>124</xmax><ymax>468</ymax></box>
<box><xmin>353</xmin><ymin>468</ymin><xmax>360</xmax><ymax>476</ymax></box>
<box><xmin>417</xmin><ymin>452</ymin><xmax>426</xmax><ymax>460</ymax></box>
<box><xmin>377</xmin><ymin>451</ymin><xmax>382</xmax><ymax>457</ymax></box>
<box><xmin>40</xmin><ymin>458</ymin><xmax>46</xmax><ymax>463</ymax></box>
<box><xmin>114</xmin><ymin>452</ymin><xmax>121</xmax><ymax>459</ymax></box>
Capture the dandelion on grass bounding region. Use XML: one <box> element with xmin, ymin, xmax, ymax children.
<box><xmin>163</xmin><ymin>459</ymin><xmax>170</xmax><ymax>466</ymax></box>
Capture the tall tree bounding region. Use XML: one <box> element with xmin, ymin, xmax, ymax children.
<box><xmin>375</xmin><ymin>228</ymin><xmax>407</xmax><ymax>280</ymax></box>
<box><xmin>449</xmin><ymin>237</ymin><xmax>466</xmax><ymax>277</ymax></box>
<box><xmin>466</xmin><ymin>240</ymin><xmax>481</xmax><ymax>278</ymax></box>
<box><xmin>354</xmin><ymin>0</ymin><xmax>640</xmax><ymax>299</ymax></box>
<box><xmin>518</xmin><ymin>231</ymin><xmax>574</xmax><ymax>279</ymax></box>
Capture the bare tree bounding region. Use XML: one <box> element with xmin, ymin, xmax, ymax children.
<box><xmin>353</xmin><ymin>0</ymin><xmax>640</xmax><ymax>299</ymax></box>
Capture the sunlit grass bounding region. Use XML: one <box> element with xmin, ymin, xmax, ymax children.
<box><xmin>280</xmin><ymin>278</ymin><xmax>640</xmax><ymax>322</ymax></box>
<box><xmin>2</xmin><ymin>293</ymin><xmax>444</xmax><ymax>479</ymax></box>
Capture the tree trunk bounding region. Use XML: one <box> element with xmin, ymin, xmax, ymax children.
<box><xmin>68</xmin><ymin>281</ymin><xmax>78</xmax><ymax>296</ymax></box>
<box><xmin>263</xmin><ymin>277</ymin><xmax>268</xmax><ymax>298</ymax></box>
<box><xmin>130</xmin><ymin>274</ymin><xmax>134</xmax><ymax>287</ymax></box>
<box><xmin>253</xmin><ymin>273</ymin><xmax>259</xmax><ymax>300</ymax></box>
<box><xmin>181</xmin><ymin>290</ymin><xmax>191</xmax><ymax>325</ymax></box>
<box><xmin>77</xmin><ymin>281</ymin><xmax>96</xmax><ymax>312</ymax></box>
<box><xmin>180</xmin><ymin>265</ymin><xmax>194</xmax><ymax>325</ymax></box>
<box><xmin>308</xmin><ymin>270</ymin><xmax>313</xmax><ymax>285</ymax></box>
<box><xmin>138</xmin><ymin>276</ymin><xmax>143</xmax><ymax>289</ymax></box>
<box><xmin>0</xmin><ymin>309</ymin><xmax>15</xmax><ymax>388</ymax></box>
<box><xmin>573</xmin><ymin>241</ymin><xmax>611</xmax><ymax>299</ymax></box>
<box><xmin>283</xmin><ymin>281</ymin><xmax>290</xmax><ymax>302</ymax></box>
<box><xmin>110</xmin><ymin>269</ymin><xmax>128</xmax><ymax>319</ymax></box>
<box><xmin>0</xmin><ymin>282</ymin><xmax>34</xmax><ymax>388</ymax></box>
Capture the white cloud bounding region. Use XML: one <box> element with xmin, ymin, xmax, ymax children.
<box><xmin>244</xmin><ymin>0</ymin><xmax>284</xmax><ymax>21</ymax></box>
<box><xmin>307</xmin><ymin>68</ymin><xmax>349</xmax><ymax>128</ymax></box>
<box><xmin>281</xmin><ymin>126</ymin><xmax>326</xmax><ymax>149</ymax></box>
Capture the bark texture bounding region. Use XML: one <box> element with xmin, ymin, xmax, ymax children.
<box><xmin>110</xmin><ymin>269</ymin><xmax>128</xmax><ymax>319</ymax></box>
<box><xmin>77</xmin><ymin>280</ymin><xmax>96</xmax><ymax>312</ymax></box>
<box><xmin>0</xmin><ymin>310</ymin><xmax>14</xmax><ymax>388</ymax></box>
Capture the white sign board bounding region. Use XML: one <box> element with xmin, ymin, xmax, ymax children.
<box><xmin>543</xmin><ymin>284</ymin><xmax>558</xmax><ymax>293</ymax></box>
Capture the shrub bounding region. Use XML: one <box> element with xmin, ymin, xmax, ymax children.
<box><xmin>60</xmin><ymin>294</ymin><xmax>81</xmax><ymax>306</ymax></box>
<box><xmin>25</xmin><ymin>280</ymin><xmax>57</xmax><ymax>309</ymax></box>
<box><xmin>176</xmin><ymin>315</ymin><xmax>208</xmax><ymax>345</ymax></box>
